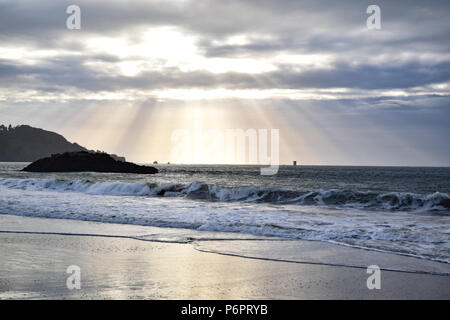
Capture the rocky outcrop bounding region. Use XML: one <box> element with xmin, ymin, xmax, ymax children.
<box><xmin>22</xmin><ymin>151</ymin><xmax>158</xmax><ymax>174</ymax></box>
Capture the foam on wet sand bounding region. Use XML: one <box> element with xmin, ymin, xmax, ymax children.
<box><xmin>0</xmin><ymin>214</ymin><xmax>449</xmax><ymax>299</ymax></box>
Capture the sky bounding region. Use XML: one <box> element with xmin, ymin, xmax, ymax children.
<box><xmin>0</xmin><ymin>0</ymin><xmax>449</xmax><ymax>165</ymax></box>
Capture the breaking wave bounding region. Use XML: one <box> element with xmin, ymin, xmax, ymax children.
<box><xmin>1</xmin><ymin>178</ymin><xmax>449</xmax><ymax>212</ymax></box>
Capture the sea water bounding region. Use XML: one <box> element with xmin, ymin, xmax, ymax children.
<box><xmin>0</xmin><ymin>163</ymin><xmax>449</xmax><ymax>263</ymax></box>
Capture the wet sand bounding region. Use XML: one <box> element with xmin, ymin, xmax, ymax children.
<box><xmin>0</xmin><ymin>214</ymin><xmax>449</xmax><ymax>299</ymax></box>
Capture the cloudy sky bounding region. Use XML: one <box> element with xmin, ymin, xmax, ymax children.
<box><xmin>0</xmin><ymin>0</ymin><xmax>449</xmax><ymax>165</ymax></box>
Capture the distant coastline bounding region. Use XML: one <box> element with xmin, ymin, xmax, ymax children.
<box><xmin>0</xmin><ymin>124</ymin><xmax>125</xmax><ymax>162</ymax></box>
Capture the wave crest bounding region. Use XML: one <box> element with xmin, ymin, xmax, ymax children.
<box><xmin>0</xmin><ymin>178</ymin><xmax>449</xmax><ymax>212</ymax></box>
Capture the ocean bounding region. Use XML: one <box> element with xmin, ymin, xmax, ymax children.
<box><xmin>0</xmin><ymin>163</ymin><xmax>449</xmax><ymax>263</ymax></box>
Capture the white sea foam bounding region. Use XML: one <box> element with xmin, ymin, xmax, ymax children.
<box><xmin>0</xmin><ymin>178</ymin><xmax>449</xmax><ymax>263</ymax></box>
<box><xmin>0</xmin><ymin>178</ymin><xmax>449</xmax><ymax>212</ymax></box>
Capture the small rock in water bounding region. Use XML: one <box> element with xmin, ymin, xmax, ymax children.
<box><xmin>21</xmin><ymin>151</ymin><xmax>158</xmax><ymax>174</ymax></box>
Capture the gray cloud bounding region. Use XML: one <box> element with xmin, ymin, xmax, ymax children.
<box><xmin>0</xmin><ymin>1</ymin><xmax>449</xmax><ymax>93</ymax></box>
<box><xmin>1</xmin><ymin>0</ymin><xmax>450</xmax><ymax>166</ymax></box>
<box><xmin>1</xmin><ymin>56</ymin><xmax>449</xmax><ymax>92</ymax></box>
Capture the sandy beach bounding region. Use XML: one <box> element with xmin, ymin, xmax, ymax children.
<box><xmin>0</xmin><ymin>214</ymin><xmax>449</xmax><ymax>299</ymax></box>
<box><xmin>2</xmin><ymin>0</ymin><xmax>450</xmax><ymax>304</ymax></box>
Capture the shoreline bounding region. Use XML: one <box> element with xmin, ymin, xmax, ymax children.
<box><xmin>1</xmin><ymin>208</ymin><xmax>449</xmax><ymax>266</ymax></box>
<box><xmin>1</xmin><ymin>214</ymin><xmax>449</xmax><ymax>299</ymax></box>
